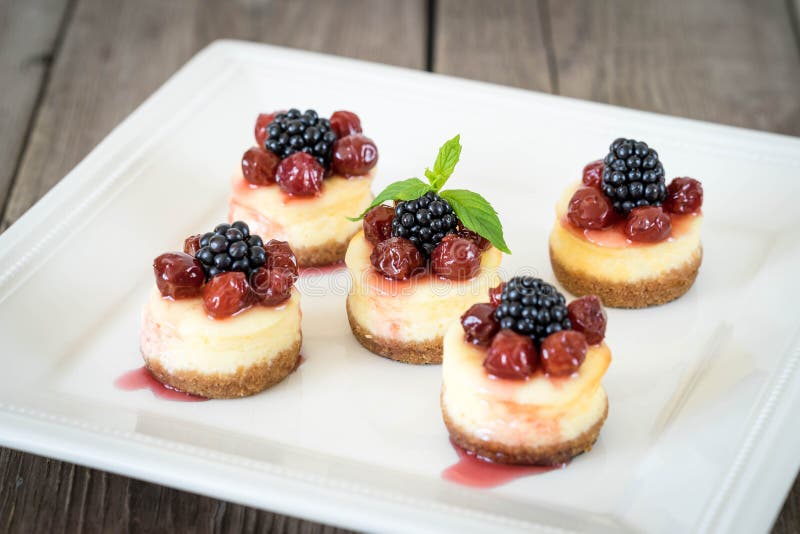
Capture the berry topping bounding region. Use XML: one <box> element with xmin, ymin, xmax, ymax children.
<box><xmin>250</xmin><ymin>267</ymin><xmax>294</xmax><ymax>306</ymax></box>
<box><xmin>567</xmin><ymin>187</ymin><xmax>616</xmax><ymax>229</ymax></box>
<box><xmin>456</xmin><ymin>228</ymin><xmax>490</xmax><ymax>250</ymax></box>
<box><xmin>264</xmin><ymin>108</ymin><xmax>337</xmax><ymax>169</ymax></box>
<box><xmin>153</xmin><ymin>252</ymin><xmax>205</xmax><ymax>299</ymax></box>
<box><xmin>567</xmin><ymin>296</ymin><xmax>606</xmax><ymax>345</ymax></box>
<box><xmin>460</xmin><ymin>303</ymin><xmax>500</xmax><ymax>346</ymax></box>
<box><xmin>329</xmin><ymin>110</ymin><xmax>362</xmax><ymax>138</ymax></box>
<box><xmin>391</xmin><ymin>192</ymin><xmax>459</xmax><ymax>256</ymax></box>
<box><xmin>363</xmin><ymin>205</ymin><xmax>395</xmax><ymax>245</ymax></box>
<box><xmin>493</xmin><ymin>277</ymin><xmax>571</xmax><ymax>344</ymax></box>
<box><xmin>263</xmin><ymin>239</ymin><xmax>299</xmax><ymax>279</ymax></box>
<box><xmin>241</xmin><ymin>147</ymin><xmax>280</xmax><ymax>185</ymax></box>
<box><xmin>483</xmin><ymin>330</ymin><xmax>537</xmax><ymax>380</ymax></box>
<box><xmin>255</xmin><ymin>111</ymin><xmax>281</xmax><ymax>147</ymax></box>
<box><xmin>183</xmin><ymin>234</ymin><xmax>201</xmax><ymax>256</ymax></box>
<box><xmin>430</xmin><ymin>234</ymin><xmax>481</xmax><ymax>280</ymax></box>
<box><xmin>624</xmin><ymin>206</ymin><xmax>672</xmax><ymax>242</ymax></box>
<box><xmin>664</xmin><ymin>177</ymin><xmax>703</xmax><ymax>214</ymax></box>
<box><xmin>540</xmin><ymin>331</ymin><xmax>587</xmax><ymax>376</ymax></box>
<box><xmin>195</xmin><ymin>221</ymin><xmax>267</xmax><ymax>278</ymax></box>
<box><xmin>202</xmin><ymin>271</ymin><xmax>252</xmax><ymax>319</ymax></box>
<box><xmin>602</xmin><ymin>138</ymin><xmax>666</xmax><ymax>215</ymax></box>
<box><xmin>489</xmin><ymin>282</ymin><xmax>505</xmax><ymax>307</ymax></box>
<box><xmin>370</xmin><ymin>236</ymin><xmax>424</xmax><ymax>280</ymax></box>
<box><xmin>276</xmin><ymin>152</ymin><xmax>324</xmax><ymax>196</ymax></box>
<box><xmin>332</xmin><ymin>134</ymin><xmax>378</xmax><ymax>176</ymax></box>
<box><xmin>582</xmin><ymin>159</ymin><xmax>604</xmax><ymax>188</ymax></box>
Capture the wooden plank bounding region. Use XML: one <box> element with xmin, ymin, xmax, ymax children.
<box><xmin>0</xmin><ymin>0</ymin><xmax>70</xmax><ymax>216</ymax></box>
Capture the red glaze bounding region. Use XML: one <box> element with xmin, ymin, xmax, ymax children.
<box><xmin>370</xmin><ymin>237</ymin><xmax>424</xmax><ymax>280</ymax></box>
<box><xmin>567</xmin><ymin>296</ymin><xmax>606</xmax><ymax>345</ymax></box>
<box><xmin>540</xmin><ymin>331</ymin><xmax>587</xmax><ymax>376</ymax></box>
<box><xmin>625</xmin><ymin>206</ymin><xmax>672</xmax><ymax>243</ymax></box>
<box><xmin>561</xmin><ymin>210</ymin><xmax>696</xmax><ymax>248</ymax></box>
<box><xmin>460</xmin><ymin>303</ymin><xmax>499</xmax><ymax>346</ymax></box>
<box><xmin>442</xmin><ymin>441</ymin><xmax>562</xmax><ymax>488</ymax></box>
<box><xmin>665</xmin><ymin>177</ymin><xmax>703</xmax><ymax>214</ymax></box>
<box><xmin>567</xmin><ymin>187</ymin><xmax>616</xmax><ymax>229</ymax></box>
<box><xmin>456</xmin><ymin>228</ymin><xmax>490</xmax><ymax>250</ymax></box>
<box><xmin>183</xmin><ymin>234</ymin><xmax>201</xmax><ymax>256</ymax></box>
<box><xmin>489</xmin><ymin>282</ymin><xmax>505</xmax><ymax>307</ymax></box>
<box><xmin>242</xmin><ymin>147</ymin><xmax>280</xmax><ymax>186</ymax></box>
<box><xmin>254</xmin><ymin>111</ymin><xmax>282</xmax><ymax>147</ymax></box>
<box><xmin>332</xmin><ymin>134</ymin><xmax>378</xmax><ymax>176</ymax></box>
<box><xmin>329</xmin><ymin>110</ymin><xmax>362</xmax><ymax>138</ymax></box>
<box><xmin>276</xmin><ymin>153</ymin><xmax>324</xmax><ymax>196</ymax></box>
<box><xmin>363</xmin><ymin>205</ymin><xmax>395</xmax><ymax>245</ymax></box>
<box><xmin>431</xmin><ymin>235</ymin><xmax>481</xmax><ymax>280</ymax></box>
<box><xmin>264</xmin><ymin>239</ymin><xmax>299</xmax><ymax>279</ymax></box>
<box><xmin>484</xmin><ymin>330</ymin><xmax>537</xmax><ymax>379</ymax></box>
<box><xmin>153</xmin><ymin>252</ymin><xmax>205</xmax><ymax>299</ymax></box>
<box><xmin>250</xmin><ymin>267</ymin><xmax>293</xmax><ymax>306</ymax></box>
<box><xmin>582</xmin><ymin>159</ymin><xmax>604</xmax><ymax>188</ymax></box>
<box><xmin>115</xmin><ymin>366</ymin><xmax>207</xmax><ymax>402</ymax></box>
<box><xmin>203</xmin><ymin>272</ymin><xmax>252</xmax><ymax>318</ymax></box>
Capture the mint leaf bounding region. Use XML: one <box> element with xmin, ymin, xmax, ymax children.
<box><xmin>438</xmin><ymin>189</ymin><xmax>511</xmax><ymax>254</ymax></box>
<box><xmin>348</xmin><ymin>178</ymin><xmax>431</xmax><ymax>221</ymax></box>
<box><xmin>425</xmin><ymin>134</ymin><xmax>462</xmax><ymax>191</ymax></box>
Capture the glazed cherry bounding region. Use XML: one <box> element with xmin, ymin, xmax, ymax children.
<box><xmin>329</xmin><ymin>110</ymin><xmax>362</xmax><ymax>138</ymax></box>
<box><xmin>202</xmin><ymin>271</ymin><xmax>252</xmax><ymax>318</ymax></box>
<box><xmin>460</xmin><ymin>303</ymin><xmax>500</xmax><ymax>346</ymax></box>
<box><xmin>276</xmin><ymin>152</ymin><xmax>324</xmax><ymax>196</ymax></box>
<box><xmin>153</xmin><ymin>252</ymin><xmax>205</xmax><ymax>299</ymax></box>
<box><xmin>567</xmin><ymin>187</ymin><xmax>615</xmax><ymax>229</ymax></box>
<box><xmin>183</xmin><ymin>234</ymin><xmax>201</xmax><ymax>256</ymax></box>
<box><xmin>370</xmin><ymin>237</ymin><xmax>424</xmax><ymax>280</ymax></box>
<box><xmin>431</xmin><ymin>235</ymin><xmax>481</xmax><ymax>280</ymax></box>
<box><xmin>254</xmin><ymin>111</ymin><xmax>282</xmax><ymax>147</ymax></box>
<box><xmin>567</xmin><ymin>295</ymin><xmax>606</xmax><ymax>345</ymax></box>
<box><xmin>242</xmin><ymin>147</ymin><xmax>280</xmax><ymax>186</ymax></box>
<box><xmin>332</xmin><ymin>134</ymin><xmax>378</xmax><ymax>176</ymax></box>
<box><xmin>456</xmin><ymin>228</ymin><xmax>489</xmax><ymax>250</ymax></box>
<box><xmin>664</xmin><ymin>177</ymin><xmax>703</xmax><ymax>214</ymax></box>
<box><xmin>483</xmin><ymin>329</ymin><xmax>537</xmax><ymax>379</ymax></box>
<box><xmin>363</xmin><ymin>205</ymin><xmax>395</xmax><ymax>245</ymax></box>
<box><xmin>489</xmin><ymin>282</ymin><xmax>505</xmax><ymax>307</ymax></box>
<box><xmin>540</xmin><ymin>330</ymin><xmax>588</xmax><ymax>376</ymax></box>
<box><xmin>582</xmin><ymin>159</ymin><xmax>604</xmax><ymax>188</ymax></box>
<box><xmin>625</xmin><ymin>206</ymin><xmax>672</xmax><ymax>242</ymax></box>
<box><xmin>249</xmin><ymin>267</ymin><xmax>294</xmax><ymax>306</ymax></box>
<box><xmin>264</xmin><ymin>239</ymin><xmax>298</xmax><ymax>279</ymax></box>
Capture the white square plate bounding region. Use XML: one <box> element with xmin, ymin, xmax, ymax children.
<box><xmin>1</xmin><ymin>41</ymin><xmax>799</xmax><ymax>534</ymax></box>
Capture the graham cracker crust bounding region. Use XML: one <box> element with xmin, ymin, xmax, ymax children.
<box><xmin>143</xmin><ymin>338</ymin><xmax>302</xmax><ymax>399</ymax></box>
<box><xmin>346</xmin><ymin>299</ymin><xmax>443</xmax><ymax>364</ymax></box>
<box><xmin>441</xmin><ymin>390</ymin><xmax>609</xmax><ymax>466</ymax></box>
<box><xmin>295</xmin><ymin>237</ymin><xmax>351</xmax><ymax>268</ymax></box>
<box><xmin>550</xmin><ymin>243</ymin><xmax>702</xmax><ymax>308</ymax></box>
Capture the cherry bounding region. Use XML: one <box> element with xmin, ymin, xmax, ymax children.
<box><xmin>255</xmin><ymin>111</ymin><xmax>282</xmax><ymax>147</ymax></box>
<box><xmin>264</xmin><ymin>239</ymin><xmax>298</xmax><ymax>279</ymax></box>
<box><xmin>431</xmin><ymin>235</ymin><xmax>481</xmax><ymax>280</ymax></box>
<box><xmin>249</xmin><ymin>267</ymin><xmax>294</xmax><ymax>306</ymax></box>
<box><xmin>332</xmin><ymin>134</ymin><xmax>378</xmax><ymax>176</ymax></box>
<box><xmin>567</xmin><ymin>187</ymin><xmax>615</xmax><ymax>229</ymax></box>
<box><xmin>582</xmin><ymin>159</ymin><xmax>604</xmax><ymax>188</ymax></box>
<box><xmin>363</xmin><ymin>205</ymin><xmax>395</xmax><ymax>245</ymax></box>
<box><xmin>153</xmin><ymin>252</ymin><xmax>205</xmax><ymax>299</ymax></box>
<box><xmin>625</xmin><ymin>206</ymin><xmax>672</xmax><ymax>242</ymax></box>
<box><xmin>489</xmin><ymin>282</ymin><xmax>505</xmax><ymax>307</ymax></box>
<box><xmin>567</xmin><ymin>295</ymin><xmax>606</xmax><ymax>345</ymax></box>
<box><xmin>183</xmin><ymin>234</ymin><xmax>201</xmax><ymax>256</ymax></box>
<box><xmin>370</xmin><ymin>237</ymin><xmax>424</xmax><ymax>280</ymax></box>
<box><xmin>242</xmin><ymin>147</ymin><xmax>280</xmax><ymax>186</ymax></box>
<box><xmin>456</xmin><ymin>228</ymin><xmax>490</xmax><ymax>250</ymax></box>
<box><xmin>460</xmin><ymin>303</ymin><xmax>500</xmax><ymax>346</ymax></box>
<box><xmin>329</xmin><ymin>110</ymin><xmax>362</xmax><ymax>138</ymax></box>
<box><xmin>540</xmin><ymin>330</ymin><xmax>588</xmax><ymax>376</ymax></box>
<box><xmin>483</xmin><ymin>329</ymin><xmax>537</xmax><ymax>379</ymax></box>
<box><xmin>202</xmin><ymin>272</ymin><xmax>252</xmax><ymax>318</ymax></box>
<box><xmin>664</xmin><ymin>177</ymin><xmax>703</xmax><ymax>214</ymax></box>
<box><xmin>276</xmin><ymin>152</ymin><xmax>324</xmax><ymax>196</ymax></box>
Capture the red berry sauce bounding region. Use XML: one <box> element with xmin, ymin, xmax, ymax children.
<box><xmin>442</xmin><ymin>441</ymin><xmax>563</xmax><ymax>488</ymax></box>
<box><xmin>115</xmin><ymin>366</ymin><xmax>207</xmax><ymax>402</ymax></box>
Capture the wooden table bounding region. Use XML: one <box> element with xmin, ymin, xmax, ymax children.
<box><xmin>1</xmin><ymin>0</ymin><xmax>798</xmax><ymax>531</ymax></box>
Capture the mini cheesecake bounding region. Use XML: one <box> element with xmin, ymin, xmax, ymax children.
<box><xmin>442</xmin><ymin>277</ymin><xmax>611</xmax><ymax>465</ymax></box>
<box><xmin>141</xmin><ymin>221</ymin><xmax>302</xmax><ymax>398</ymax></box>
<box><xmin>230</xmin><ymin>108</ymin><xmax>378</xmax><ymax>268</ymax></box>
<box><xmin>550</xmin><ymin>139</ymin><xmax>704</xmax><ymax>308</ymax></box>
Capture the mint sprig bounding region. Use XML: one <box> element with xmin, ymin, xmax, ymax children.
<box><xmin>347</xmin><ymin>178</ymin><xmax>430</xmax><ymax>221</ymax></box>
<box><xmin>424</xmin><ymin>134</ymin><xmax>462</xmax><ymax>191</ymax></box>
<box><xmin>439</xmin><ymin>190</ymin><xmax>511</xmax><ymax>254</ymax></box>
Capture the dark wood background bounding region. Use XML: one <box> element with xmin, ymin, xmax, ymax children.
<box><xmin>1</xmin><ymin>0</ymin><xmax>799</xmax><ymax>531</ymax></box>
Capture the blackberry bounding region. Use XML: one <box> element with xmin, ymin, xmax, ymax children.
<box><xmin>601</xmin><ymin>138</ymin><xmax>667</xmax><ymax>215</ymax></box>
<box><xmin>264</xmin><ymin>108</ymin><xmax>338</xmax><ymax>170</ymax></box>
<box><xmin>493</xmin><ymin>277</ymin><xmax>572</xmax><ymax>344</ymax></box>
<box><xmin>194</xmin><ymin>221</ymin><xmax>267</xmax><ymax>279</ymax></box>
<box><xmin>391</xmin><ymin>192</ymin><xmax>459</xmax><ymax>256</ymax></box>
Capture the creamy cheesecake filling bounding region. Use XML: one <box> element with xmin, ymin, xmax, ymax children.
<box><xmin>346</xmin><ymin>231</ymin><xmax>502</xmax><ymax>342</ymax></box>
<box><xmin>441</xmin><ymin>321</ymin><xmax>610</xmax><ymax>446</ymax></box>
<box><xmin>550</xmin><ymin>183</ymin><xmax>702</xmax><ymax>282</ymax></box>
<box><xmin>140</xmin><ymin>286</ymin><xmax>302</xmax><ymax>375</ymax></box>
<box><xmin>229</xmin><ymin>169</ymin><xmax>375</xmax><ymax>249</ymax></box>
